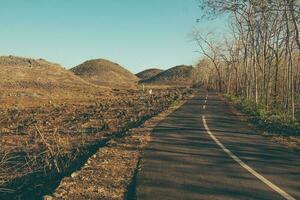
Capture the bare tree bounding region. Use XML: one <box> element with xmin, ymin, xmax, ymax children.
<box><xmin>194</xmin><ymin>32</ymin><xmax>223</xmax><ymax>92</ymax></box>
<box><xmin>196</xmin><ymin>0</ymin><xmax>300</xmax><ymax>121</ymax></box>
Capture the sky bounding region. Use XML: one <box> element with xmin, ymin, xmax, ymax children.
<box><xmin>0</xmin><ymin>0</ymin><xmax>227</xmax><ymax>73</ymax></box>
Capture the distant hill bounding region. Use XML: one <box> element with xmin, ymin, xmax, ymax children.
<box><xmin>70</xmin><ymin>59</ymin><xmax>139</xmax><ymax>88</ymax></box>
<box><xmin>136</xmin><ymin>68</ymin><xmax>163</xmax><ymax>81</ymax></box>
<box><xmin>0</xmin><ymin>56</ymin><xmax>108</xmax><ymax>107</ymax></box>
<box><xmin>140</xmin><ymin>65</ymin><xmax>195</xmax><ymax>86</ymax></box>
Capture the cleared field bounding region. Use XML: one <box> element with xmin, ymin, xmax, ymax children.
<box><xmin>0</xmin><ymin>87</ymin><xmax>193</xmax><ymax>199</ymax></box>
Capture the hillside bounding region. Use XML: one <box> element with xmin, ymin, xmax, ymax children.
<box><xmin>0</xmin><ymin>56</ymin><xmax>109</xmax><ymax>107</ymax></box>
<box><xmin>136</xmin><ymin>68</ymin><xmax>163</xmax><ymax>81</ymax></box>
<box><xmin>70</xmin><ymin>59</ymin><xmax>139</xmax><ymax>88</ymax></box>
<box><xmin>140</xmin><ymin>65</ymin><xmax>195</xmax><ymax>86</ymax></box>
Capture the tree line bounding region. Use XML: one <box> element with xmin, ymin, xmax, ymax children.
<box><xmin>194</xmin><ymin>0</ymin><xmax>300</xmax><ymax>121</ymax></box>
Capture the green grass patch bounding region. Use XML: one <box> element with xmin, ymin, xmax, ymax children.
<box><xmin>223</xmin><ymin>94</ymin><xmax>300</xmax><ymax>136</ymax></box>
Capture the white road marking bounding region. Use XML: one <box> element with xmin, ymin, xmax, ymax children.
<box><xmin>203</xmin><ymin>105</ymin><xmax>206</xmax><ymax>109</ymax></box>
<box><xmin>202</xmin><ymin>115</ymin><xmax>296</xmax><ymax>200</ymax></box>
<box><xmin>204</xmin><ymin>99</ymin><xmax>207</xmax><ymax>104</ymax></box>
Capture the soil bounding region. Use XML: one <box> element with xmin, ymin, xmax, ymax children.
<box><xmin>0</xmin><ymin>55</ymin><xmax>196</xmax><ymax>199</ymax></box>
<box><xmin>0</xmin><ymin>56</ymin><xmax>110</xmax><ymax>108</ymax></box>
<box><xmin>0</xmin><ymin>87</ymin><xmax>194</xmax><ymax>200</ymax></box>
<box><xmin>49</xmin><ymin>93</ymin><xmax>192</xmax><ymax>200</ymax></box>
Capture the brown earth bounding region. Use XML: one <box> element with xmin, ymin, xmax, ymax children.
<box><xmin>0</xmin><ymin>56</ymin><xmax>110</xmax><ymax>107</ymax></box>
<box><xmin>0</xmin><ymin>55</ymin><xmax>196</xmax><ymax>199</ymax></box>
<box><xmin>49</xmin><ymin>93</ymin><xmax>192</xmax><ymax>200</ymax></box>
<box><xmin>70</xmin><ymin>59</ymin><xmax>139</xmax><ymax>88</ymax></box>
<box><xmin>136</xmin><ymin>68</ymin><xmax>163</xmax><ymax>81</ymax></box>
<box><xmin>140</xmin><ymin>65</ymin><xmax>195</xmax><ymax>86</ymax></box>
<box><xmin>0</xmin><ymin>86</ymin><xmax>193</xmax><ymax>200</ymax></box>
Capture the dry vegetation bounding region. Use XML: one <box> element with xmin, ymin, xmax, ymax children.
<box><xmin>71</xmin><ymin>59</ymin><xmax>139</xmax><ymax>88</ymax></box>
<box><xmin>0</xmin><ymin>85</ymin><xmax>193</xmax><ymax>199</ymax></box>
<box><xmin>194</xmin><ymin>0</ymin><xmax>300</xmax><ymax>139</ymax></box>
<box><xmin>136</xmin><ymin>68</ymin><xmax>163</xmax><ymax>81</ymax></box>
<box><xmin>0</xmin><ymin>56</ymin><xmax>110</xmax><ymax>107</ymax></box>
<box><xmin>140</xmin><ymin>65</ymin><xmax>196</xmax><ymax>86</ymax></box>
<box><xmin>0</xmin><ymin>55</ymin><xmax>194</xmax><ymax>199</ymax></box>
<box><xmin>49</xmin><ymin>95</ymin><xmax>191</xmax><ymax>200</ymax></box>
<box><xmin>195</xmin><ymin>0</ymin><xmax>300</xmax><ymax>121</ymax></box>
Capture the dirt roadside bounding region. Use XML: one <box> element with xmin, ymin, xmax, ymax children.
<box><xmin>45</xmin><ymin>94</ymin><xmax>194</xmax><ymax>200</ymax></box>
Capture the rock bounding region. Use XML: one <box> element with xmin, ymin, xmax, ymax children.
<box><xmin>71</xmin><ymin>172</ymin><xmax>79</xmax><ymax>178</ymax></box>
<box><xmin>43</xmin><ymin>195</ymin><xmax>53</xmax><ymax>200</ymax></box>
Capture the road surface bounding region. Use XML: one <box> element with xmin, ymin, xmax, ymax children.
<box><xmin>136</xmin><ymin>91</ymin><xmax>300</xmax><ymax>200</ymax></box>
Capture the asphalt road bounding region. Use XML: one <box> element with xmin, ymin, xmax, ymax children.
<box><xmin>136</xmin><ymin>91</ymin><xmax>300</xmax><ymax>200</ymax></box>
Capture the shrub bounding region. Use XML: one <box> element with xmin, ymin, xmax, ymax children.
<box><xmin>223</xmin><ymin>93</ymin><xmax>299</xmax><ymax>136</ymax></box>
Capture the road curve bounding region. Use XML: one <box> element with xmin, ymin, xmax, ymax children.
<box><xmin>136</xmin><ymin>91</ymin><xmax>300</xmax><ymax>200</ymax></box>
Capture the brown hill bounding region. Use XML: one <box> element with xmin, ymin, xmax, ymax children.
<box><xmin>70</xmin><ymin>59</ymin><xmax>139</xmax><ymax>88</ymax></box>
<box><xmin>0</xmin><ymin>56</ymin><xmax>109</xmax><ymax>107</ymax></box>
<box><xmin>136</xmin><ymin>68</ymin><xmax>163</xmax><ymax>81</ymax></box>
<box><xmin>141</xmin><ymin>65</ymin><xmax>195</xmax><ymax>86</ymax></box>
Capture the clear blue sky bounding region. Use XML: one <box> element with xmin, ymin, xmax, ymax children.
<box><xmin>0</xmin><ymin>0</ymin><xmax>226</xmax><ymax>73</ymax></box>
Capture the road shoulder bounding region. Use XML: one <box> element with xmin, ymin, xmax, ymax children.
<box><xmin>48</xmin><ymin>95</ymin><xmax>193</xmax><ymax>200</ymax></box>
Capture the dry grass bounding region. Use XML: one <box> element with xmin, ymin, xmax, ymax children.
<box><xmin>140</xmin><ymin>65</ymin><xmax>195</xmax><ymax>86</ymax></box>
<box><xmin>136</xmin><ymin>68</ymin><xmax>163</xmax><ymax>81</ymax></box>
<box><xmin>70</xmin><ymin>59</ymin><xmax>139</xmax><ymax>88</ymax></box>
<box><xmin>50</xmin><ymin>91</ymin><xmax>193</xmax><ymax>200</ymax></box>
<box><xmin>265</xmin><ymin>133</ymin><xmax>300</xmax><ymax>151</ymax></box>
<box><xmin>0</xmin><ymin>55</ymin><xmax>194</xmax><ymax>198</ymax></box>
<box><xmin>0</xmin><ymin>56</ymin><xmax>110</xmax><ymax>108</ymax></box>
<box><xmin>0</xmin><ymin>87</ymin><xmax>193</xmax><ymax>199</ymax></box>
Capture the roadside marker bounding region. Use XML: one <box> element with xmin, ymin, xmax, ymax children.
<box><xmin>202</xmin><ymin>115</ymin><xmax>296</xmax><ymax>200</ymax></box>
<box><xmin>203</xmin><ymin>94</ymin><xmax>207</xmax><ymax>109</ymax></box>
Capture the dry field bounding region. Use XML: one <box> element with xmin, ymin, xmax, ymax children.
<box><xmin>0</xmin><ymin>56</ymin><xmax>195</xmax><ymax>199</ymax></box>
<box><xmin>0</xmin><ymin>87</ymin><xmax>193</xmax><ymax>200</ymax></box>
